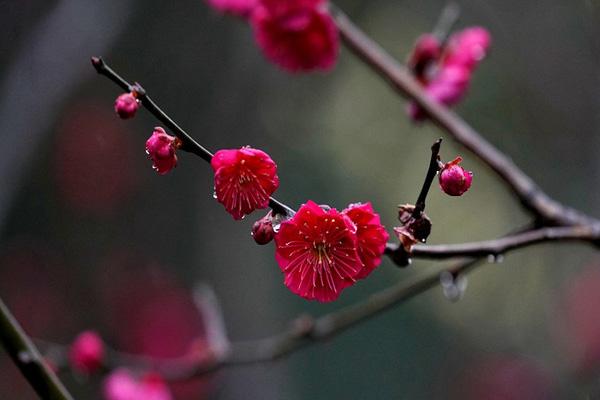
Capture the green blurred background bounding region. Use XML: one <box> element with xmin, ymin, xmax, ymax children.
<box><xmin>1</xmin><ymin>0</ymin><xmax>600</xmax><ymax>398</ymax></box>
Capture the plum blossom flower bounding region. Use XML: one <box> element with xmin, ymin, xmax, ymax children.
<box><xmin>250</xmin><ymin>0</ymin><xmax>339</xmax><ymax>72</ymax></box>
<box><xmin>69</xmin><ymin>330</ymin><xmax>104</xmax><ymax>374</ymax></box>
<box><xmin>114</xmin><ymin>93</ymin><xmax>139</xmax><ymax>119</ymax></box>
<box><xmin>439</xmin><ymin>156</ymin><xmax>473</xmax><ymax>196</ymax></box>
<box><xmin>342</xmin><ymin>202</ymin><xmax>389</xmax><ymax>279</ymax></box>
<box><xmin>442</xmin><ymin>27</ymin><xmax>491</xmax><ymax>71</ymax></box>
<box><xmin>145</xmin><ymin>127</ymin><xmax>179</xmax><ymax>175</ymax></box>
<box><xmin>407</xmin><ymin>26</ymin><xmax>491</xmax><ymax>120</ymax></box>
<box><xmin>103</xmin><ymin>369</ymin><xmax>172</xmax><ymax>400</ymax></box>
<box><xmin>211</xmin><ymin>147</ymin><xmax>279</xmax><ymax>220</ymax></box>
<box><xmin>206</xmin><ymin>0</ymin><xmax>257</xmax><ymax>18</ymax></box>
<box><xmin>407</xmin><ymin>34</ymin><xmax>441</xmax><ymax>84</ymax></box>
<box><xmin>274</xmin><ymin>201</ymin><xmax>363</xmax><ymax>302</ymax></box>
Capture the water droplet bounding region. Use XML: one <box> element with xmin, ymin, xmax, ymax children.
<box><xmin>212</xmin><ymin>191</ymin><xmax>218</xmax><ymax>199</ymax></box>
<box><xmin>439</xmin><ymin>271</ymin><xmax>454</xmax><ymax>288</ymax></box>
<box><xmin>443</xmin><ymin>284</ymin><xmax>460</xmax><ymax>302</ymax></box>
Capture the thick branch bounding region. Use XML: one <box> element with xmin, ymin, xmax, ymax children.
<box><xmin>331</xmin><ymin>5</ymin><xmax>599</xmax><ymax>228</ymax></box>
<box><xmin>0</xmin><ymin>298</ymin><xmax>73</xmax><ymax>400</ymax></box>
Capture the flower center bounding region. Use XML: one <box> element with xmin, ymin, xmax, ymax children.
<box><xmin>313</xmin><ymin>242</ymin><xmax>332</xmax><ymax>265</ymax></box>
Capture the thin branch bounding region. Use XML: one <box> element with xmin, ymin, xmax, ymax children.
<box><xmin>0</xmin><ymin>298</ymin><xmax>73</xmax><ymax>400</ymax></box>
<box><xmin>330</xmin><ymin>5</ymin><xmax>599</xmax><ymax>229</ymax></box>
<box><xmin>385</xmin><ymin>225</ymin><xmax>600</xmax><ymax>260</ymax></box>
<box><xmin>90</xmin><ymin>57</ymin><xmax>294</xmax><ymax>218</ymax></box>
<box><xmin>432</xmin><ymin>2</ymin><xmax>461</xmax><ymax>43</ymax></box>
<box><xmin>42</xmin><ymin>258</ymin><xmax>482</xmax><ymax>381</ymax></box>
<box><xmin>413</xmin><ymin>138</ymin><xmax>442</xmax><ymax>216</ymax></box>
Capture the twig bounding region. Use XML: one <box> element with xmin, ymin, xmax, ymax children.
<box><xmin>90</xmin><ymin>57</ymin><xmax>294</xmax><ymax>218</ymax></box>
<box><xmin>432</xmin><ymin>2</ymin><xmax>461</xmax><ymax>43</ymax></box>
<box><xmin>390</xmin><ymin>225</ymin><xmax>600</xmax><ymax>260</ymax></box>
<box><xmin>0</xmin><ymin>298</ymin><xmax>73</xmax><ymax>400</ymax></box>
<box><xmin>330</xmin><ymin>5</ymin><xmax>600</xmax><ymax>229</ymax></box>
<box><xmin>42</xmin><ymin>258</ymin><xmax>481</xmax><ymax>381</ymax></box>
<box><xmin>413</xmin><ymin>138</ymin><xmax>442</xmax><ymax>216</ymax></box>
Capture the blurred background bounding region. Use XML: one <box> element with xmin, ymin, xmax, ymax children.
<box><xmin>1</xmin><ymin>0</ymin><xmax>600</xmax><ymax>398</ymax></box>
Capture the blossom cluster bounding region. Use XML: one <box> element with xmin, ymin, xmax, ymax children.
<box><xmin>407</xmin><ymin>27</ymin><xmax>491</xmax><ymax>120</ymax></box>
<box><xmin>275</xmin><ymin>201</ymin><xmax>389</xmax><ymax>302</ymax></box>
<box><xmin>206</xmin><ymin>0</ymin><xmax>339</xmax><ymax>72</ymax></box>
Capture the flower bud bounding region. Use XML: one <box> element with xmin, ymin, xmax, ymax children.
<box><xmin>69</xmin><ymin>330</ymin><xmax>104</xmax><ymax>374</ymax></box>
<box><xmin>439</xmin><ymin>156</ymin><xmax>473</xmax><ymax>196</ymax></box>
<box><xmin>114</xmin><ymin>93</ymin><xmax>139</xmax><ymax>119</ymax></box>
<box><xmin>145</xmin><ymin>127</ymin><xmax>179</xmax><ymax>175</ymax></box>
<box><xmin>251</xmin><ymin>211</ymin><xmax>275</xmax><ymax>245</ymax></box>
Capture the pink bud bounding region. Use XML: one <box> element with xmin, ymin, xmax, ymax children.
<box><xmin>251</xmin><ymin>211</ymin><xmax>275</xmax><ymax>245</ymax></box>
<box><xmin>114</xmin><ymin>93</ymin><xmax>140</xmax><ymax>119</ymax></box>
<box><xmin>408</xmin><ymin>34</ymin><xmax>441</xmax><ymax>83</ymax></box>
<box><xmin>69</xmin><ymin>330</ymin><xmax>104</xmax><ymax>374</ymax></box>
<box><xmin>145</xmin><ymin>127</ymin><xmax>179</xmax><ymax>175</ymax></box>
<box><xmin>439</xmin><ymin>156</ymin><xmax>473</xmax><ymax>196</ymax></box>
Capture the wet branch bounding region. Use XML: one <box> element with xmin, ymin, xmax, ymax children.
<box><xmin>0</xmin><ymin>298</ymin><xmax>73</xmax><ymax>400</ymax></box>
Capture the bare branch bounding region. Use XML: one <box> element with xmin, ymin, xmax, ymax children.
<box><xmin>387</xmin><ymin>225</ymin><xmax>600</xmax><ymax>260</ymax></box>
<box><xmin>330</xmin><ymin>5</ymin><xmax>600</xmax><ymax>229</ymax></box>
<box><xmin>0</xmin><ymin>298</ymin><xmax>73</xmax><ymax>400</ymax></box>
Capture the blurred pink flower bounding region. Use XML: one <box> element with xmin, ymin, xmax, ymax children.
<box><xmin>54</xmin><ymin>101</ymin><xmax>138</xmax><ymax>215</ymax></box>
<box><xmin>103</xmin><ymin>369</ymin><xmax>172</xmax><ymax>400</ymax></box>
<box><xmin>251</xmin><ymin>0</ymin><xmax>338</xmax><ymax>72</ymax></box>
<box><xmin>456</xmin><ymin>356</ymin><xmax>553</xmax><ymax>400</ymax></box>
<box><xmin>69</xmin><ymin>330</ymin><xmax>104</xmax><ymax>374</ymax></box>
<box><xmin>407</xmin><ymin>27</ymin><xmax>491</xmax><ymax>120</ymax></box>
<box><xmin>206</xmin><ymin>0</ymin><xmax>257</xmax><ymax>17</ymax></box>
<box><xmin>443</xmin><ymin>27</ymin><xmax>491</xmax><ymax>71</ymax></box>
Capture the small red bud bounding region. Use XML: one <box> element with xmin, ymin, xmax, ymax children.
<box><xmin>251</xmin><ymin>211</ymin><xmax>275</xmax><ymax>245</ymax></box>
<box><xmin>114</xmin><ymin>92</ymin><xmax>139</xmax><ymax>119</ymax></box>
<box><xmin>439</xmin><ymin>156</ymin><xmax>473</xmax><ymax>196</ymax></box>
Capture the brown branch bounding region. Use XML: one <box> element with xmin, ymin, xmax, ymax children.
<box><xmin>0</xmin><ymin>298</ymin><xmax>73</xmax><ymax>400</ymax></box>
<box><xmin>330</xmin><ymin>5</ymin><xmax>599</xmax><ymax>229</ymax></box>
<box><xmin>43</xmin><ymin>258</ymin><xmax>481</xmax><ymax>381</ymax></box>
<box><xmin>386</xmin><ymin>225</ymin><xmax>600</xmax><ymax>260</ymax></box>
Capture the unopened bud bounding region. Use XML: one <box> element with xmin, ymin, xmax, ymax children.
<box><xmin>114</xmin><ymin>92</ymin><xmax>139</xmax><ymax>119</ymax></box>
<box><xmin>439</xmin><ymin>156</ymin><xmax>473</xmax><ymax>196</ymax></box>
<box><xmin>252</xmin><ymin>212</ymin><xmax>275</xmax><ymax>245</ymax></box>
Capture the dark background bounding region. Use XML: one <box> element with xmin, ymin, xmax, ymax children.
<box><xmin>1</xmin><ymin>0</ymin><xmax>600</xmax><ymax>398</ymax></box>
